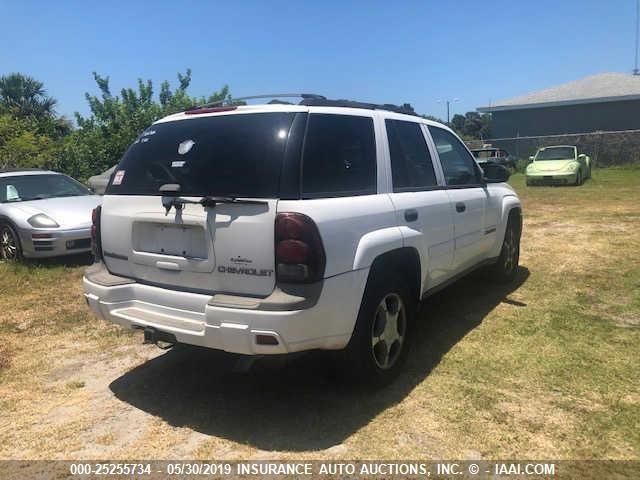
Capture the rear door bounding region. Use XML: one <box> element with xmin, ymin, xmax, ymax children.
<box><xmin>427</xmin><ymin>126</ymin><xmax>489</xmax><ymax>272</ymax></box>
<box><xmin>101</xmin><ymin>111</ymin><xmax>304</xmax><ymax>297</ymax></box>
<box><xmin>384</xmin><ymin>118</ymin><xmax>454</xmax><ymax>288</ymax></box>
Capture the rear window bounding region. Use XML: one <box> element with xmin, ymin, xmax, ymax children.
<box><xmin>106</xmin><ymin>112</ymin><xmax>296</xmax><ymax>197</ymax></box>
<box><xmin>301</xmin><ymin>114</ymin><xmax>376</xmax><ymax>197</ymax></box>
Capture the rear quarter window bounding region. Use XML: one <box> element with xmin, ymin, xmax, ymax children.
<box><xmin>301</xmin><ymin>114</ymin><xmax>376</xmax><ymax>198</ymax></box>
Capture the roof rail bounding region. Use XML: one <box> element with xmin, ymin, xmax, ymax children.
<box><xmin>187</xmin><ymin>93</ymin><xmax>326</xmax><ymax>111</ymax></box>
<box><xmin>185</xmin><ymin>93</ymin><xmax>419</xmax><ymax>117</ymax></box>
<box><xmin>298</xmin><ymin>97</ymin><xmax>418</xmax><ymax>116</ymax></box>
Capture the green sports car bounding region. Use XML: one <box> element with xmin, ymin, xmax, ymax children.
<box><xmin>526</xmin><ymin>145</ymin><xmax>591</xmax><ymax>186</ymax></box>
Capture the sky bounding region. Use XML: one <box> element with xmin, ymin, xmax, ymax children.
<box><xmin>2</xmin><ymin>0</ymin><xmax>638</xmax><ymax>122</ymax></box>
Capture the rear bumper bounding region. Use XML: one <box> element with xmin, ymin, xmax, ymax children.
<box><xmin>19</xmin><ymin>226</ymin><xmax>93</xmax><ymax>258</ymax></box>
<box><xmin>83</xmin><ymin>264</ymin><xmax>368</xmax><ymax>355</ymax></box>
<box><xmin>526</xmin><ymin>172</ymin><xmax>577</xmax><ymax>185</ymax></box>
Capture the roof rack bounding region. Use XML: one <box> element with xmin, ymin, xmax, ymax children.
<box><xmin>298</xmin><ymin>97</ymin><xmax>417</xmax><ymax>116</ymax></box>
<box><xmin>186</xmin><ymin>93</ymin><xmax>419</xmax><ymax>117</ymax></box>
<box><xmin>187</xmin><ymin>93</ymin><xmax>326</xmax><ymax>111</ymax></box>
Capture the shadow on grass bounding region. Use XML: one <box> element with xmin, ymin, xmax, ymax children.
<box><xmin>110</xmin><ymin>267</ymin><xmax>529</xmax><ymax>451</ymax></box>
<box><xmin>21</xmin><ymin>252</ymin><xmax>94</xmax><ymax>268</ymax></box>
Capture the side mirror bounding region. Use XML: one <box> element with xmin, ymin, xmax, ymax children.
<box><xmin>528</xmin><ymin>155</ymin><xmax>535</xmax><ymax>162</ymax></box>
<box><xmin>578</xmin><ymin>154</ymin><xmax>586</xmax><ymax>159</ymax></box>
<box><xmin>482</xmin><ymin>163</ymin><xmax>510</xmax><ymax>183</ymax></box>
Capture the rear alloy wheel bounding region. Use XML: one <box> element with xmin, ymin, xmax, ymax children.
<box><xmin>371</xmin><ymin>293</ymin><xmax>407</xmax><ymax>370</ymax></box>
<box><xmin>0</xmin><ymin>224</ymin><xmax>22</xmax><ymax>261</ymax></box>
<box><xmin>343</xmin><ymin>273</ymin><xmax>415</xmax><ymax>386</ymax></box>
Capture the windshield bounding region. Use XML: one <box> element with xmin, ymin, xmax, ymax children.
<box><xmin>106</xmin><ymin>112</ymin><xmax>297</xmax><ymax>197</ymax></box>
<box><xmin>0</xmin><ymin>174</ymin><xmax>90</xmax><ymax>203</ymax></box>
<box><xmin>536</xmin><ymin>147</ymin><xmax>575</xmax><ymax>160</ymax></box>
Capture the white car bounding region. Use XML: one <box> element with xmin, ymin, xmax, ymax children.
<box><xmin>83</xmin><ymin>95</ymin><xmax>522</xmax><ymax>385</ymax></box>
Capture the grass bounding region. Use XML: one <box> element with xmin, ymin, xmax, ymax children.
<box><xmin>0</xmin><ymin>166</ymin><xmax>638</xmax><ymax>460</ymax></box>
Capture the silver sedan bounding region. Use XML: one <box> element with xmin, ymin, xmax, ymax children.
<box><xmin>0</xmin><ymin>169</ymin><xmax>101</xmax><ymax>260</ymax></box>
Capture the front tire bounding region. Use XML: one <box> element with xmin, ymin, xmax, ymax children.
<box><xmin>0</xmin><ymin>223</ymin><xmax>22</xmax><ymax>261</ymax></box>
<box><xmin>575</xmin><ymin>170</ymin><xmax>583</xmax><ymax>186</ymax></box>
<box><xmin>343</xmin><ymin>272</ymin><xmax>415</xmax><ymax>387</ymax></box>
<box><xmin>488</xmin><ymin>215</ymin><xmax>520</xmax><ymax>283</ymax></box>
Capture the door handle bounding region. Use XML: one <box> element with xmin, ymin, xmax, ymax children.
<box><xmin>455</xmin><ymin>202</ymin><xmax>466</xmax><ymax>213</ymax></box>
<box><xmin>155</xmin><ymin>261</ymin><xmax>181</xmax><ymax>271</ymax></box>
<box><xmin>404</xmin><ymin>209</ymin><xmax>418</xmax><ymax>222</ymax></box>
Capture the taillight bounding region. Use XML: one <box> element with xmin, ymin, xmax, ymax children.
<box><xmin>91</xmin><ymin>206</ymin><xmax>102</xmax><ymax>260</ymax></box>
<box><xmin>275</xmin><ymin>212</ymin><xmax>325</xmax><ymax>283</ymax></box>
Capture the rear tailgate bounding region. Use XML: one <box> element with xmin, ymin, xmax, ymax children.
<box><xmin>100</xmin><ymin>195</ymin><xmax>277</xmax><ymax>296</ymax></box>
<box><xmin>100</xmin><ymin>110</ymin><xmax>303</xmax><ymax>297</ymax></box>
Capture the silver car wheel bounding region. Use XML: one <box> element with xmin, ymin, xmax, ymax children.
<box><xmin>1</xmin><ymin>226</ymin><xmax>19</xmax><ymax>261</ymax></box>
<box><xmin>371</xmin><ymin>293</ymin><xmax>406</xmax><ymax>370</ymax></box>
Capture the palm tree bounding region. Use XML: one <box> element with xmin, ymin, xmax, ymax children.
<box><xmin>0</xmin><ymin>73</ymin><xmax>57</xmax><ymax>118</ymax></box>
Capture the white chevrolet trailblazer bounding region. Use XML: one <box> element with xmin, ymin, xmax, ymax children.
<box><xmin>83</xmin><ymin>95</ymin><xmax>522</xmax><ymax>385</ymax></box>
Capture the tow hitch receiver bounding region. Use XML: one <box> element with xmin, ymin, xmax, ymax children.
<box><xmin>143</xmin><ymin>327</ymin><xmax>177</xmax><ymax>349</ymax></box>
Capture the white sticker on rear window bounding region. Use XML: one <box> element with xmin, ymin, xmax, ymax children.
<box><xmin>171</xmin><ymin>161</ymin><xmax>186</xmax><ymax>168</ymax></box>
<box><xmin>178</xmin><ymin>139</ymin><xmax>195</xmax><ymax>155</ymax></box>
<box><xmin>112</xmin><ymin>170</ymin><xmax>125</xmax><ymax>185</ymax></box>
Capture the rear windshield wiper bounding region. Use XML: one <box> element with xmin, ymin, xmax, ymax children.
<box><xmin>159</xmin><ymin>184</ymin><xmax>267</xmax><ymax>215</ymax></box>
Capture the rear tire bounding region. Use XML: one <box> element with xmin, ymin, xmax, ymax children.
<box><xmin>0</xmin><ymin>223</ymin><xmax>22</xmax><ymax>261</ymax></box>
<box><xmin>343</xmin><ymin>272</ymin><xmax>415</xmax><ymax>387</ymax></box>
<box><xmin>488</xmin><ymin>215</ymin><xmax>520</xmax><ymax>283</ymax></box>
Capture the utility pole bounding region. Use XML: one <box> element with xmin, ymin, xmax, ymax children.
<box><xmin>438</xmin><ymin>98</ymin><xmax>459</xmax><ymax>123</ymax></box>
<box><xmin>635</xmin><ymin>0</ymin><xmax>640</xmax><ymax>75</ymax></box>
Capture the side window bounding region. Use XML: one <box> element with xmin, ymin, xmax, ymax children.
<box><xmin>428</xmin><ymin>126</ymin><xmax>482</xmax><ymax>186</ymax></box>
<box><xmin>386</xmin><ymin>119</ymin><xmax>438</xmax><ymax>191</ymax></box>
<box><xmin>302</xmin><ymin>114</ymin><xmax>376</xmax><ymax>197</ymax></box>
<box><xmin>0</xmin><ymin>182</ymin><xmax>20</xmax><ymax>202</ymax></box>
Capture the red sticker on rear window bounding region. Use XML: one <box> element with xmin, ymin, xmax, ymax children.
<box><xmin>112</xmin><ymin>170</ymin><xmax>125</xmax><ymax>185</ymax></box>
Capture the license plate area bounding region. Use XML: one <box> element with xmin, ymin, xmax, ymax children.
<box><xmin>132</xmin><ymin>222</ymin><xmax>208</xmax><ymax>259</ymax></box>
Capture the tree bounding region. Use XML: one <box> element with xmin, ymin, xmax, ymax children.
<box><xmin>450</xmin><ymin>113</ymin><xmax>466</xmax><ymax>132</ymax></box>
<box><xmin>0</xmin><ymin>73</ymin><xmax>58</xmax><ymax>118</ymax></box>
<box><xmin>57</xmin><ymin>70</ymin><xmax>233</xmax><ymax>180</ymax></box>
<box><xmin>422</xmin><ymin>114</ymin><xmax>446</xmax><ymax>124</ymax></box>
<box><xmin>449</xmin><ymin>111</ymin><xmax>491</xmax><ymax>140</ymax></box>
<box><xmin>0</xmin><ymin>114</ymin><xmax>59</xmax><ymax>170</ymax></box>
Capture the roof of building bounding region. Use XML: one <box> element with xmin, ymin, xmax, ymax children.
<box><xmin>478</xmin><ymin>73</ymin><xmax>640</xmax><ymax>112</ymax></box>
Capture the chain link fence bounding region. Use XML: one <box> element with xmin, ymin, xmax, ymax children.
<box><xmin>466</xmin><ymin>129</ymin><xmax>640</xmax><ymax>168</ymax></box>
